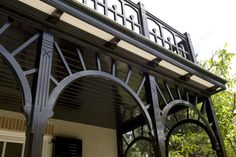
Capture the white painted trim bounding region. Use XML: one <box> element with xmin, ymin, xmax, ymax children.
<box><xmin>159</xmin><ymin>60</ymin><xmax>189</xmax><ymax>75</ymax></box>
<box><xmin>0</xmin><ymin>130</ymin><xmax>53</xmax><ymax>157</ymax></box>
<box><xmin>0</xmin><ymin>131</ymin><xmax>25</xmax><ymax>157</ymax></box>
<box><xmin>17</xmin><ymin>0</ymin><xmax>156</xmax><ymax>61</ymax></box>
<box><xmin>191</xmin><ymin>75</ymin><xmax>215</xmax><ymax>88</ymax></box>
<box><xmin>19</xmin><ymin>0</ymin><xmax>56</xmax><ymax>15</ymax></box>
<box><xmin>118</xmin><ymin>40</ymin><xmax>156</xmax><ymax>61</ymax></box>
<box><xmin>18</xmin><ymin>0</ymin><xmax>115</xmax><ymax>41</ymax></box>
<box><xmin>1</xmin><ymin>142</ymin><xmax>6</xmax><ymax>157</ymax></box>
<box><xmin>60</xmin><ymin>13</ymin><xmax>115</xmax><ymax>41</ymax></box>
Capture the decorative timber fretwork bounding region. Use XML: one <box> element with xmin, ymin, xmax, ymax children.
<box><xmin>122</xmin><ymin>124</ymin><xmax>155</xmax><ymax>157</ymax></box>
<box><xmin>0</xmin><ymin>116</ymin><xmax>54</xmax><ymax>135</ymax></box>
<box><xmin>0</xmin><ymin>4</ymin><xmax>227</xmax><ymax>157</ymax></box>
<box><xmin>46</xmin><ymin>0</ymin><xmax>196</xmax><ymax>62</ymax></box>
<box><xmin>146</xmin><ymin>77</ymin><xmax>227</xmax><ymax>157</ymax></box>
<box><xmin>0</xmin><ymin>15</ymin><xmax>156</xmax><ymax>157</ymax></box>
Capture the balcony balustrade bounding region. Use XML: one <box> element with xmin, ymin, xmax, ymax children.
<box><xmin>70</xmin><ymin>0</ymin><xmax>196</xmax><ymax>62</ymax></box>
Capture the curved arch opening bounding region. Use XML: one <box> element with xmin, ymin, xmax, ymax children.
<box><xmin>49</xmin><ymin>71</ymin><xmax>153</xmax><ymax>132</ymax></box>
<box><xmin>49</xmin><ymin>72</ymin><xmax>153</xmax><ymax>157</ymax></box>
<box><xmin>167</xmin><ymin>121</ymin><xmax>217</xmax><ymax>157</ymax></box>
<box><xmin>162</xmin><ymin>100</ymin><xmax>209</xmax><ymax>126</ymax></box>
<box><xmin>125</xmin><ymin>137</ymin><xmax>155</xmax><ymax>157</ymax></box>
<box><xmin>163</xmin><ymin>100</ymin><xmax>219</xmax><ymax>157</ymax></box>
<box><xmin>0</xmin><ymin>16</ymin><xmax>38</xmax><ymax>116</ymax></box>
<box><xmin>53</xmin><ymin>76</ymin><xmax>143</xmax><ymax>128</ymax></box>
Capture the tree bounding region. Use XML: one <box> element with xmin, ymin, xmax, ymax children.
<box><xmin>201</xmin><ymin>46</ymin><xmax>236</xmax><ymax>156</ymax></box>
<box><xmin>125</xmin><ymin>47</ymin><xmax>236</xmax><ymax>157</ymax></box>
<box><xmin>168</xmin><ymin>123</ymin><xmax>216</xmax><ymax>157</ymax></box>
<box><xmin>168</xmin><ymin>46</ymin><xmax>236</xmax><ymax>157</ymax></box>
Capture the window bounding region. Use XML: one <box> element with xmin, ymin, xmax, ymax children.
<box><xmin>0</xmin><ymin>131</ymin><xmax>25</xmax><ymax>157</ymax></box>
<box><xmin>0</xmin><ymin>130</ymin><xmax>53</xmax><ymax>157</ymax></box>
<box><xmin>0</xmin><ymin>141</ymin><xmax>24</xmax><ymax>157</ymax></box>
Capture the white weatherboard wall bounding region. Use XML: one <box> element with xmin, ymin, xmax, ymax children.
<box><xmin>0</xmin><ymin>109</ymin><xmax>118</xmax><ymax>157</ymax></box>
<box><xmin>50</xmin><ymin>119</ymin><xmax>118</xmax><ymax>157</ymax></box>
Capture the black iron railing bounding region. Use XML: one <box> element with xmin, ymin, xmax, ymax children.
<box><xmin>74</xmin><ymin>0</ymin><xmax>196</xmax><ymax>62</ymax></box>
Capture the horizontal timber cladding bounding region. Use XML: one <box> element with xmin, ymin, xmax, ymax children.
<box><xmin>0</xmin><ymin>116</ymin><xmax>54</xmax><ymax>135</ymax></box>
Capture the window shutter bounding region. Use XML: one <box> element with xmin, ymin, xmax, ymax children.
<box><xmin>52</xmin><ymin>136</ymin><xmax>82</xmax><ymax>157</ymax></box>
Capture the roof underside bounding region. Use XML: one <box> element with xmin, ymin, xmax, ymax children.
<box><xmin>0</xmin><ymin>1</ymin><xmax>227</xmax><ymax>129</ymax></box>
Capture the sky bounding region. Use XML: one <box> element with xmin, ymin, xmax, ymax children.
<box><xmin>131</xmin><ymin>0</ymin><xmax>236</xmax><ymax>74</ymax></box>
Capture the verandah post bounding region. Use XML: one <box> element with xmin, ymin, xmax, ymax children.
<box><xmin>184</xmin><ymin>32</ymin><xmax>197</xmax><ymax>63</ymax></box>
<box><xmin>24</xmin><ymin>31</ymin><xmax>54</xmax><ymax>157</ymax></box>
<box><xmin>205</xmin><ymin>97</ymin><xmax>227</xmax><ymax>157</ymax></box>
<box><xmin>145</xmin><ymin>74</ymin><xmax>166</xmax><ymax>157</ymax></box>
<box><xmin>139</xmin><ymin>2</ymin><xmax>166</xmax><ymax>157</ymax></box>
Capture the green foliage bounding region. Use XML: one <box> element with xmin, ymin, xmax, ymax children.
<box><xmin>123</xmin><ymin>125</ymin><xmax>155</xmax><ymax>157</ymax></box>
<box><xmin>168</xmin><ymin>46</ymin><xmax>236</xmax><ymax>157</ymax></box>
<box><xmin>127</xmin><ymin>140</ymin><xmax>154</xmax><ymax>157</ymax></box>
<box><xmin>168</xmin><ymin>124</ymin><xmax>216</xmax><ymax>157</ymax></box>
<box><xmin>124</xmin><ymin>47</ymin><xmax>236</xmax><ymax>156</ymax></box>
<box><xmin>200</xmin><ymin>46</ymin><xmax>236</xmax><ymax>157</ymax></box>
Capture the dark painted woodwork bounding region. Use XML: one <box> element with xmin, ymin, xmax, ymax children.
<box><xmin>145</xmin><ymin>75</ymin><xmax>166</xmax><ymax>157</ymax></box>
<box><xmin>206</xmin><ymin>98</ymin><xmax>227</xmax><ymax>157</ymax></box>
<box><xmin>24</xmin><ymin>31</ymin><xmax>54</xmax><ymax>157</ymax></box>
<box><xmin>0</xmin><ymin>1</ymin><xmax>227</xmax><ymax>157</ymax></box>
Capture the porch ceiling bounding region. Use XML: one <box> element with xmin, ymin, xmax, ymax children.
<box><xmin>0</xmin><ymin>0</ymin><xmax>227</xmax><ymax>95</ymax></box>
<box><xmin>0</xmin><ymin>57</ymin><xmax>141</xmax><ymax>129</ymax></box>
<box><xmin>0</xmin><ymin>0</ymin><xmax>227</xmax><ymax>130</ymax></box>
<box><xmin>0</xmin><ymin>17</ymin><xmax>144</xmax><ymax>128</ymax></box>
<box><xmin>0</xmin><ymin>57</ymin><xmax>143</xmax><ymax>129</ymax></box>
<box><xmin>54</xmin><ymin>77</ymin><xmax>139</xmax><ymax>129</ymax></box>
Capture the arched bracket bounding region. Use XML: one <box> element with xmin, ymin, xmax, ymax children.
<box><xmin>124</xmin><ymin>136</ymin><xmax>154</xmax><ymax>157</ymax></box>
<box><xmin>162</xmin><ymin>100</ymin><xmax>221</xmax><ymax>156</ymax></box>
<box><xmin>47</xmin><ymin>70</ymin><xmax>155</xmax><ymax>136</ymax></box>
<box><xmin>162</xmin><ymin>100</ymin><xmax>209</xmax><ymax>126</ymax></box>
<box><xmin>0</xmin><ymin>45</ymin><xmax>32</xmax><ymax>117</ymax></box>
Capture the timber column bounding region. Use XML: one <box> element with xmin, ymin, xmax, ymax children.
<box><xmin>205</xmin><ymin>97</ymin><xmax>227</xmax><ymax>157</ymax></box>
<box><xmin>145</xmin><ymin>75</ymin><xmax>166</xmax><ymax>157</ymax></box>
<box><xmin>139</xmin><ymin>2</ymin><xmax>166</xmax><ymax>157</ymax></box>
<box><xmin>24</xmin><ymin>31</ymin><xmax>54</xmax><ymax>157</ymax></box>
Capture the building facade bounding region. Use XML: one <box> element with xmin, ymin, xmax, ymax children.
<box><xmin>0</xmin><ymin>0</ymin><xmax>227</xmax><ymax>157</ymax></box>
